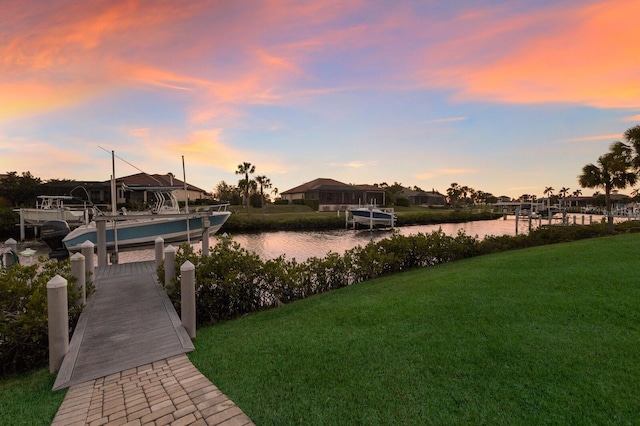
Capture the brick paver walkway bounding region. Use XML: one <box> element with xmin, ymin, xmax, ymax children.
<box><xmin>52</xmin><ymin>354</ymin><xmax>254</xmax><ymax>426</ymax></box>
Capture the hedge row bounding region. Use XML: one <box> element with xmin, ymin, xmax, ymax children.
<box><xmin>161</xmin><ymin>220</ymin><xmax>634</xmax><ymax>328</ymax></box>
<box><xmin>0</xmin><ymin>259</ymin><xmax>88</xmax><ymax>377</ymax></box>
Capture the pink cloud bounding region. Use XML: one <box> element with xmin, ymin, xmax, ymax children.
<box><xmin>419</xmin><ymin>0</ymin><xmax>640</xmax><ymax>108</ymax></box>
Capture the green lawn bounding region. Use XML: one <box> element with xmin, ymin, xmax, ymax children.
<box><xmin>0</xmin><ymin>368</ymin><xmax>66</xmax><ymax>425</ymax></box>
<box><xmin>190</xmin><ymin>233</ymin><xmax>640</xmax><ymax>424</ymax></box>
<box><xmin>2</xmin><ymin>233</ymin><xmax>639</xmax><ymax>424</ymax></box>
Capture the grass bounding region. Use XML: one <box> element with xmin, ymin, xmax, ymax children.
<box><xmin>190</xmin><ymin>233</ymin><xmax>640</xmax><ymax>425</ymax></box>
<box><xmin>0</xmin><ymin>368</ymin><xmax>66</xmax><ymax>425</ymax></box>
<box><xmin>3</xmin><ymin>232</ymin><xmax>638</xmax><ymax>424</ymax></box>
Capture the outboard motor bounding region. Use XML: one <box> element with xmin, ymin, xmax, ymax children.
<box><xmin>41</xmin><ymin>220</ymin><xmax>71</xmax><ymax>261</ymax></box>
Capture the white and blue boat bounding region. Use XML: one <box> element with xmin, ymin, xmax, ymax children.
<box><xmin>60</xmin><ymin>186</ymin><xmax>231</xmax><ymax>252</ymax></box>
<box><xmin>348</xmin><ymin>205</ymin><xmax>397</xmax><ymax>228</ymax></box>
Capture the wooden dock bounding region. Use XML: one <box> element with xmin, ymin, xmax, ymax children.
<box><xmin>53</xmin><ymin>261</ymin><xmax>194</xmax><ymax>391</ymax></box>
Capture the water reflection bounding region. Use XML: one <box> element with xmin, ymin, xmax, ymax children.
<box><xmin>116</xmin><ymin>214</ymin><xmax>609</xmax><ymax>263</ymax></box>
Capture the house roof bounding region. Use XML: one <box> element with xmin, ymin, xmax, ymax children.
<box><xmin>115</xmin><ymin>173</ymin><xmax>207</xmax><ymax>194</ymax></box>
<box><xmin>401</xmin><ymin>188</ymin><xmax>445</xmax><ymax>198</ymax></box>
<box><xmin>281</xmin><ymin>178</ymin><xmax>352</xmax><ymax>194</ymax></box>
<box><xmin>281</xmin><ymin>178</ymin><xmax>385</xmax><ymax>194</ymax></box>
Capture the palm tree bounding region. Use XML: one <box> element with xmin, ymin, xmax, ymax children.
<box><xmin>572</xmin><ymin>189</ymin><xmax>582</xmax><ymax>197</ymax></box>
<box><xmin>623</xmin><ymin>124</ymin><xmax>640</xmax><ymax>169</ymax></box>
<box><xmin>447</xmin><ymin>183</ymin><xmax>461</xmax><ymax>208</ymax></box>
<box><xmin>558</xmin><ymin>187</ymin><xmax>570</xmax><ymax>207</ymax></box>
<box><xmin>255</xmin><ymin>175</ymin><xmax>272</xmax><ymax>207</ymax></box>
<box><xmin>543</xmin><ymin>186</ymin><xmax>555</xmax><ymax>210</ymax></box>
<box><xmin>578</xmin><ymin>142</ymin><xmax>637</xmax><ymax>234</ymax></box>
<box><xmin>235</xmin><ymin>162</ymin><xmax>256</xmax><ymax>213</ymax></box>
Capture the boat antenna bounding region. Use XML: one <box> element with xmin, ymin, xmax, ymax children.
<box><xmin>97</xmin><ymin>145</ymin><xmax>163</xmax><ymax>185</ymax></box>
<box><xmin>182</xmin><ymin>155</ymin><xmax>190</xmax><ymax>244</ymax></box>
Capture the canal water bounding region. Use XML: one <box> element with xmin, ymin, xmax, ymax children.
<box><xmin>17</xmin><ymin>214</ymin><xmax>613</xmax><ymax>265</ymax></box>
<box><xmin>111</xmin><ymin>214</ymin><xmax>607</xmax><ymax>263</ymax></box>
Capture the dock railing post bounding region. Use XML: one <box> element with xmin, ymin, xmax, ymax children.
<box><xmin>70</xmin><ymin>252</ymin><xmax>86</xmax><ymax>306</ymax></box>
<box><xmin>164</xmin><ymin>245</ymin><xmax>176</xmax><ymax>288</ymax></box>
<box><xmin>202</xmin><ymin>216</ymin><xmax>210</xmax><ymax>257</ymax></box>
<box><xmin>19</xmin><ymin>209</ymin><xmax>25</xmax><ymax>241</ymax></box>
<box><xmin>47</xmin><ymin>275</ymin><xmax>69</xmax><ymax>374</ymax></box>
<box><xmin>3</xmin><ymin>238</ymin><xmax>18</xmax><ymax>268</ymax></box>
<box><xmin>96</xmin><ymin>220</ymin><xmax>107</xmax><ymax>268</ymax></box>
<box><xmin>180</xmin><ymin>260</ymin><xmax>196</xmax><ymax>340</ymax></box>
<box><xmin>81</xmin><ymin>240</ymin><xmax>95</xmax><ymax>286</ymax></box>
<box><xmin>155</xmin><ymin>237</ymin><xmax>164</xmax><ymax>270</ymax></box>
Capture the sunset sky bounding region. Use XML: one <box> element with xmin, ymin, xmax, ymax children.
<box><xmin>2</xmin><ymin>0</ymin><xmax>639</xmax><ymax>199</ymax></box>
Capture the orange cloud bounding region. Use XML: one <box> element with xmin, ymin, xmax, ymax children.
<box><xmin>438</xmin><ymin>168</ymin><xmax>476</xmax><ymax>175</ymax></box>
<box><xmin>415</xmin><ymin>173</ymin><xmax>435</xmax><ymax>180</ymax></box>
<box><xmin>421</xmin><ymin>0</ymin><xmax>640</xmax><ymax>108</ymax></box>
<box><xmin>329</xmin><ymin>161</ymin><xmax>378</xmax><ymax>169</ymax></box>
<box><xmin>562</xmin><ymin>134</ymin><xmax>622</xmax><ymax>143</ymax></box>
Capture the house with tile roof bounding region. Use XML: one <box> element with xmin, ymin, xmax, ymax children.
<box><xmin>401</xmin><ymin>188</ymin><xmax>447</xmax><ymax>206</ymax></box>
<box><xmin>280</xmin><ymin>178</ymin><xmax>386</xmax><ymax>211</ymax></box>
<box><xmin>40</xmin><ymin>173</ymin><xmax>210</xmax><ymax>210</ymax></box>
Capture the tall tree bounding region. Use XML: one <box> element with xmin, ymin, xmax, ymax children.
<box><xmin>0</xmin><ymin>171</ymin><xmax>42</xmax><ymax>207</ymax></box>
<box><xmin>447</xmin><ymin>183</ymin><xmax>462</xmax><ymax>208</ymax></box>
<box><xmin>558</xmin><ymin>187</ymin><xmax>570</xmax><ymax>207</ymax></box>
<box><xmin>623</xmin><ymin>124</ymin><xmax>640</xmax><ymax>168</ymax></box>
<box><xmin>578</xmin><ymin>142</ymin><xmax>637</xmax><ymax>234</ymax></box>
<box><xmin>235</xmin><ymin>162</ymin><xmax>256</xmax><ymax>213</ymax></box>
<box><xmin>214</xmin><ymin>180</ymin><xmax>240</xmax><ymax>204</ymax></box>
<box><xmin>255</xmin><ymin>175</ymin><xmax>272</xmax><ymax>207</ymax></box>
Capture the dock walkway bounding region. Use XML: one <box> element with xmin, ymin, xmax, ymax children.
<box><xmin>51</xmin><ymin>261</ymin><xmax>253</xmax><ymax>425</ymax></box>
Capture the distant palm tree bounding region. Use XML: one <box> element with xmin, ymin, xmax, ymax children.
<box><xmin>579</xmin><ymin>142</ymin><xmax>637</xmax><ymax>234</ymax></box>
<box><xmin>623</xmin><ymin>124</ymin><xmax>640</xmax><ymax>169</ymax></box>
<box><xmin>558</xmin><ymin>187</ymin><xmax>570</xmax><ymax>207</ymax></box>
<box><xmin>572</xmin><ymin>189</ymin><xmax>582</xmax><ymax>197</ymax></box>
<box><xmin>543</xmin><ymin>186</ymin><xmax>554</xmax><ymax>209</ymax></box>
<box><xmin>235</xmin><ymin>162</ymin><xmax>256</xmax><ymax>213</ymax></box>
<box><xmin>255</xmin><ymin>175</ymin><xmax>272</xmax><ymax>207</ymax></box>
<box><xmin>447</xmin><ymin>183</ymin><xmax>461</xmax><ymax>208</ymax></box>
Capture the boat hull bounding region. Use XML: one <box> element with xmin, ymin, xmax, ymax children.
<box><xmin>349</xmin><ymin>209</ymin><xmax>397</xmax><ymax>227</ymax></box>
<box><xmin>18</xmin><ymin>208</ymin><xmax>87</xmax><ymax>225</ymax></box>
<box><xmin>62</xmin><ymin>212</ymin><xmax>231</xmax><ymax>251</ymax></box>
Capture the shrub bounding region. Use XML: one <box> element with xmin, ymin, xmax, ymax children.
<box><xmin>0</xmin><ymin>259</ymin><xmax>87</xmax><ymax>377</ymax></box>
<box><xmin>161</xmin><ymin>221</ymin><xmax>640</xmax><ymax>329</ymax></box>
<box><xmin>394</xmin><ymin>196</ymin><xmax>410</xmax><ymax>207</ymax></box>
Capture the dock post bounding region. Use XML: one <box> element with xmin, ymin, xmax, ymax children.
<box><xmin>180</xmin><ymin>260</ymin><xmax>196</xmax><ymax>340</ymax></box>
<box><xmin>201</xmin><ymin>217</ymin><xmax>210</xmax><ymax>257</ymax></box>
<box><xmin>19</xmin><ymin>209</ymin><xmax>25</xmax><ymax>241</ymax></box>
<box><xmin>155</xmin><ymin>237</ymin><xmax>164</xmax><ymax>270</ymax></box>
<box><xmin>70</xmin><ymin>252</ymin><xmax>86</xmax><ymax>306</ymax></box>
<box><xmin>4</xmin><ymin>238</ymin><xmax>18</xmax><ymax>267</ymax></box>
<box><xmin>81</xmin><ymin>240</ymin><xmax>95</xmax><ymax>286</ymax></box>
<box><xmin>164</xmin><ymin>245</ymin><xmax>176</xmax><ymax>288</ymax></box>
<box><xmin>96</xmin><ymin>220</ymin><xmax>107</xmax><ymax>268</ymax></box>
<box><xmin>47</xmin><ymin>275</ymin><xmax>69</xmax><ymax>374</ymax></box>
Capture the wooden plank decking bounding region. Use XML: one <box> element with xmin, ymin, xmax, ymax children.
<box><xmin>53</xmin><ymin>261</ymin><xmax>194</xmax><ymax>391</ymax></box>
